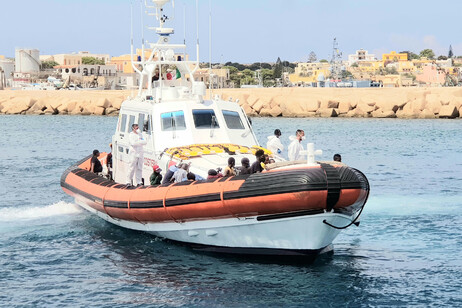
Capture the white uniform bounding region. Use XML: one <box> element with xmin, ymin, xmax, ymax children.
<box><xmin>127</xmin><ymin>131</ymin><xmax>147</xmax><ymax>185</ymax></box>
<box><xmin>288</xmin><ymin>136</ymin><xmax>304</xmax><ymax>161</ymax></box>
<box><xmin>266</xmin><ymin>135</ymin><xmax>284</xmax><ymax>159</ymax></box>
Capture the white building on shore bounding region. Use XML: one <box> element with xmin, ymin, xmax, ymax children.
<box><xmin>348</xmin><ymin>49</ymin><xmax>376</xmax><ymax>66</ymax></box>
<box><xmin>0</xmin><ymin>56</ymin><xmax>15</xmax><ymax>88</ymax></box>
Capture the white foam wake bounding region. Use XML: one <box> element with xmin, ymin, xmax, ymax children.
<box><xmin>0</xmin><ymin>201</ymin><xmax>82</xmax><ymax>222</ymax></box>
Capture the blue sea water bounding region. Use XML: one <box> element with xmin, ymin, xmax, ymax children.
<box><xmin>0</xmin><ymin>115</ymin><xmax>461</xmax><ymax>307</ymax></box>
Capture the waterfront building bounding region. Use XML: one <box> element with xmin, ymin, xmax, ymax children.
<box><xmin>382</xmin><ymin>51</ymin><xmax>408</xmax><ymax>64</ymax></box>
<box><xmin>0</xmin><ymin>56</ymin><xmax>15</xmax><ymax>88</ymax></box>
<box><xmin>193</xmin><ymin>68</ymin><xmax>231</xmax><ymax>89</ymax></box>
<box><xmin>416</xmin><ymin>64</ymin><xmax>447</xmax><ymax>86</ymax></box>
<box><xmin>348</xmin><ymin>49</ymin><xmax>376</xmax><ymax>66</ymax></box>
<box><xmin>291</xmin><ymin>62</ymin><xmax>331</xmax><ymax>84</ymax></box>
<box><xmin>385</xmin><ymin>61</ymin><xmax>416</xmax><ymax>73</ymax></box>
<box><xmin>54</xmin><ymin>64</ymin><xmax>117</xmax><ymax>89</ymax></box>
<box><xmin>15</xmin><ymin>48</ymin><xmax>40</xmax><ymax>73</ymax></box>
<box><xmin>41</xmin><ymin>51</ymin><xmax>111</xmax><ymax>66</ymax></box>
<box><xmin>411</xmin><ymin>58</ymin><xmax>433</xmax><ymax>70</ymax></box>
<box><xmin>109</xmin><ymin>49</ymin><xmax>187</xmax><ymax>73</ymax></box>
<box><xmin>356</xmin><ymin>60</ymin><xmax>383</xmax><ymax>73</ymax></box>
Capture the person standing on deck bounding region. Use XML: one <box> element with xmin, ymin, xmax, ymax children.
<box><xmin>288</xmin><ymin>129</ymin><xmax>305</xmax><ymax>161</ymax></box>
<box><xmin>90</xmin><ymin>149</ymin><xmax>103</xmax><ymax>174</ymax></box>
<box><xmin>266</xmin><ymin>129</ymin><xmax>284</xmax><ymax>159</ymax></box>
<box><xmin>127</xmin><ymin>124</ymin><xmax>147</xmax><ymax>186</ymax></box>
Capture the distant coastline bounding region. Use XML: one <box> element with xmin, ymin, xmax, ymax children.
<box><xmin>0</xmin><ymin>88</ymin><xmax>461</xmax><ymax>119</ymax></box>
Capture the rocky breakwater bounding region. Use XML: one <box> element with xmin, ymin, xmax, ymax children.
<box><xmin>212</xmin><ymin>87</ymin><xmax>462</xmax><ymax>119</ymax></box>
<box><xmin>1</xmin><ymin>88</ymin><xmax>462</xmax><ymax>119</ymax></box>
<box><xmin>0</xmin><ymin>90</ymin><xmax>131</xmax><ymax>116</ymax></box>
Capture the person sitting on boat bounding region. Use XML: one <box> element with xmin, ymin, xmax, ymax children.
<box><xmin>239</xmin><ymin>157</ymin><xmax>251</xmax><ymax>175</ymax></box>
<box><xmin>152</xmin><ymin>69</ymin><xmax>160</xmax><ymax>82</ymax></box>
<box><xmin>166</xmin><ymin>69</ymin><xmax>173</xmax><ymax>80</ymax></box>
<box><xmin>266</xmin><ymin>129</ymin><xmax>284</xmax><ymax>159</ymax></box>
<box><xmin>288</xmin><ymin>129</ymin><xmax>305</xmax><ymax>161</ymax></box>
<box><xmin>186</xmin><ymin>172</ymin><xmax>196</xmax><ymax>181</ymax></box>
<box><xmin>251</xmin><ymin>149</ymin><xmax>265</xmax><ymax>173</ymax></box>
<box><xmin>107</xmin><ymin>143</ymin><xmax>113</xmax><ymax>180</ymax></box>
<box><xmin>162</xmin><ymin>163</ymin><xmax>178</xmax><ymax>184</ymax></box>
<box><xmin>127</xmin><ymin>124</ymin><xmax>147</xmax><ymax>186</ymax></box>
<box><xmin>333</xmin><ymin>153</ymin><xmax>342</xmax><ymax>162</ymax></box>
<box><xmin>90</xmin><ymin>149</ymin><xmax>103</xmax><ymax>174</ymax></box>
<box><xmin>172</xmin><ymin>163</ymin><xmax>189</xmax><ymax>182</ymax></box>
<box><xmin>223</xmin><ymin>157</ymin><xmax>236</xmax><ymax>177</ymax></box>
<box><xmin>207</xmin><ymin>169</ymin><xmax>223</xmax><ymax>180</ymax></box>
<box><xmin>150</xmin><ymin>165</ymin><xmax>163</xmax><ymax>185</ymax></box>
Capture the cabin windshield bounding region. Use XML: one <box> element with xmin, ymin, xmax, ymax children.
<box><xmin>161</xmin><ymin>110</ymin><xmax>186</xmax><ymax>131</ymax></box>
<box><xmin>193</xmin><ymin>109</ymin><xmax>219</xmax><ymax>129</ymax></box>
<box><xmin>222</xmin><ymin>110</ymin><xmax>244</xmax><ymax>129</ymax></box>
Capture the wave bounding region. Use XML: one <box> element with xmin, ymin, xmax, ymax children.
<box><xmin>0</xmin><ymin>201</ymin><xmax>82</xmax><ymax>222</ymax></box>
<box><xmin>365</xmin><ymin>195</ymin><xmax>462</xmax><ymax>216</ymax></box>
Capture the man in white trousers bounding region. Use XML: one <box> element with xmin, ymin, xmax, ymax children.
<box><xmin>127</xmin><ymin>123</ymin><xmax>147</xmax><ymax>186</ymax></box>
<box><xmin>288</xmin><ymin>129</ymin><xmax>305</xmax><ymax>161</ymax></box>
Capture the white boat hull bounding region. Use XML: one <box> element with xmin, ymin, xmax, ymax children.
<box><xmin>75</xmin><ymin>196</ymin><xmax>351</xmax><ymax>256</ymax></box>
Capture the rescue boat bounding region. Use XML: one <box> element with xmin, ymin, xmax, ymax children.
<box><xmin>61</xmin><ymin>0</ymin><xmax>370</xmax><ymax>260</ymax></box>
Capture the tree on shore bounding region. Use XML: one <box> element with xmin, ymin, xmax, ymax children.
<box><xmin>448</xmin><ymin>45</ymin><xmax>454</xmax><ymax>58</ymax></box>
<box><xmin>261</xmin><ymin>69</ymin><xmax>275</xmax><ymax>87</ymax></box>
<box><xmin>41</xmin><ymin>60</ymin><xmax>59</xmax><ymax>70</ymax></box>
<box><xmin>82</xmin><ymin>57</ymin><xmax>105</xmax><ymax>65</ymax></box>
<box><xmin>419</xmin><ymin>49</ymin><xmax>435</xmax><ymax>60</ymax></box>
<box><xmin>273</xmin><ymin>57</ymin><xmax>282</xmax><ymax>79</ymax></box>
<box><xmin>400</xmin><ymin>51</ymin><xmax>420</xmax><ymax>60</ymax></box>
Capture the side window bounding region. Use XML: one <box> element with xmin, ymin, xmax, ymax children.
<box><xmin>127</xmin><ymin>115</ymin><xmax>135</xmax><ymax>132</ymax></box>
<box><xmin>161</xmin><ymin>111</ymin><xmax>186</xmax><ymax>131</ymax></box>
<box><xmin>119</xmin><ymin>114</ymin><xmax>127</xmax><ymax>132</ymax></box>
<box><xmin>138</xmin><ymin>113</ymin><xmax>145</xmax><ymax>130</ymax></box>
<box><xmin>222</xmin><ymin>110</ymin><xmax>244</xmax><ymax>129</ymax></box>
<box><xmin>193</xmin><ymin>109</ymin><xmax>219</xmax><ymax>129</ymax></box>
<box><xmin>145</xmin><ymin>115</ymin><xmax>152</xmax><ymax>134</ymax></box>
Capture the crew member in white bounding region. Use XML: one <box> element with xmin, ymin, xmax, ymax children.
<box><xmin>266</xmin><ymin>129</ymin><xmax>284</xmax><ymax>160</ymax></box>
<box><xmin>127</xmin><ymin>123</ymin><xmax>147</xmax><ymax>186</ymax></box>
<box><xmin>288</xmin><ymin>129</ymin><xmax>305</xmax><ymax>161</ymax></box>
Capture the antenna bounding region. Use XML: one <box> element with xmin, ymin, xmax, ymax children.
<box><xmin>330</xmin><ymin>38</ymin><xmax>343</xmax><ymax>80</ymax></box>
<box><xmin>131</xmin><ymin>1</ymin><xmax>143</xmax><ymax>96</ymax></box>
<box><xmin>192</xmin><ymin>0</ymin><xmax>199</xmax><ymax>75</ymax></box>
<box><xmin>208</xmin><ymin>0</ymin><xmax>213</xmax><ymax>96</ymax></box>
<box><xmin>183</xmin><ymin>3</ymin><xmax>186</xmax><ymax>46</ymax></box>
<box><xmin>141</xmin><ymin>0</ymin><xmax>145</xmax><ymax>68</ymax></box>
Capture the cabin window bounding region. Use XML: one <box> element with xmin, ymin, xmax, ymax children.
<box><xmin>138</xmin><ymin>113</ymin><xmax>145</xmax><ymax>130</ymax></box>
<box><xmin>139</xmin><ymin>113</ymin><xmax>151</xmax><ymax>134</ymax></box>
<box><xmin>128</xmin><ymin>115</ymin><xmax>136</xmax><ymax>132</ymax></box>
<box><xmin>222</xmin><ymin>110</ymin><xmax>244</xmax><ymax>129</ymax></box>
<box><xmin>192</xmin><ymin>109</ymin><xmax>219</xmax><ymax>129</ymax></box>
<box><xmin>161</xmin><ymin>110</ymin><xmax>186</xmax><ymax>131</ymax></box>
<box><xmin>119</xmin><ymin>114</ymin><xmax>127</xmax><ymax>132</ymax></box>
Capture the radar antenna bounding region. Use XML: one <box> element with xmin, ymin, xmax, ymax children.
<box><xmin>330</xmin><ymin>38</ymin><xmax>343</xmax><ymax>80</ymax></box>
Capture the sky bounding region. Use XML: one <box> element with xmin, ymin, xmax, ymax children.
<box><xmin>1</xmin><ymin>0</ymin><xmax>461</xmax><ymax>63</ymax></box>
